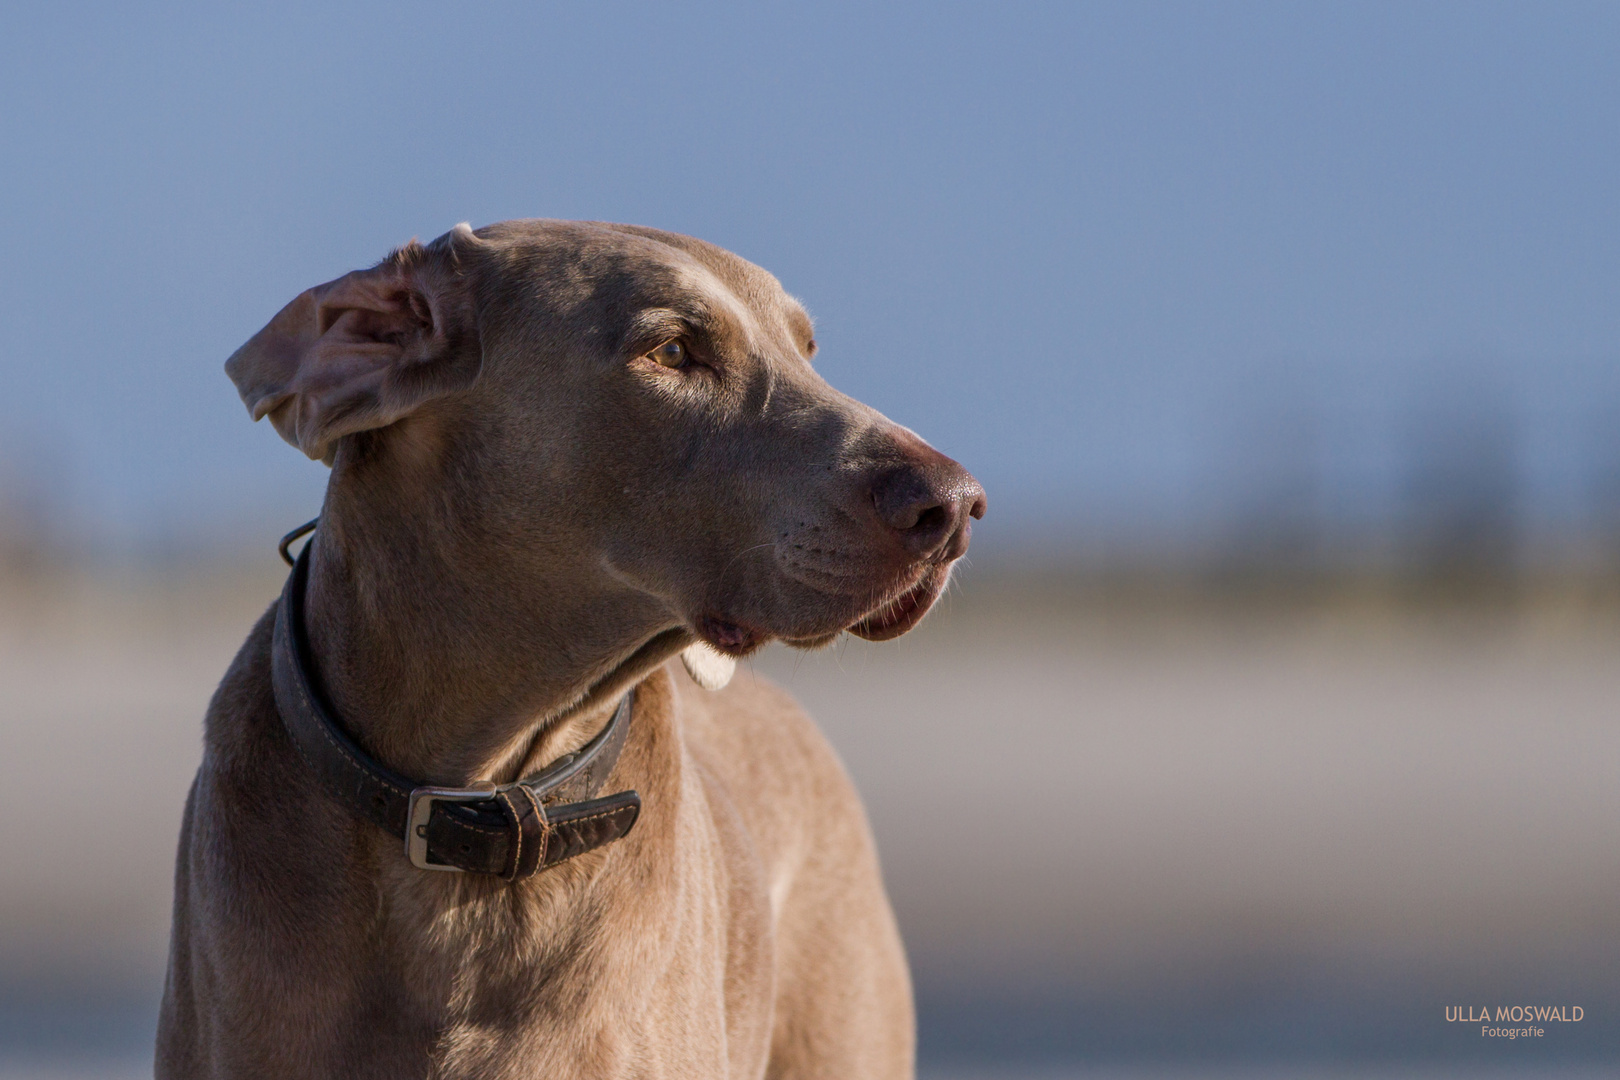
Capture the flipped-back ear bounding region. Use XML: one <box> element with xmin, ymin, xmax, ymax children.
<box><xmin>225</xmin><ymin>225</ymin><xmax>483</xmax><ymax>462</ymax></box>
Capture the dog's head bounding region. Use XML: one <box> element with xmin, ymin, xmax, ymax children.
<box><xmin>228</xmin><ymin>220</ymin><xmax>984</xmax><ymax>655</ymax></box>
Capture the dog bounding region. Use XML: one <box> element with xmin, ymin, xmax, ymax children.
<box><xmin>157</xmin><ymin>220</ymin><xmax>985</xmax><ymax>1078</ymax></box>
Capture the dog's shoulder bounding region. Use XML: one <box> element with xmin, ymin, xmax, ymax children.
<box><xmin>664</xmin><ymin>660</ymin><xmax>910</xmax><ymax>1059</ymax></box>
<box><xmin>201</xmin><ymin>600</ymin><xmax>292</xmax><ymax>775</ymax></box>
<box><xmin>671</xmin><ymin>661</ymin><xmax>858</xmax><ymax>808</ymax></box>
<box><xmin>668</xmin><ymin>660</ymin><xmax>881</xmax><ymax>886</ymax></box>
<box><xmin>191</xmin><ymin>600</ymin><xmax>356</xmax><ymax>892</ymax></box>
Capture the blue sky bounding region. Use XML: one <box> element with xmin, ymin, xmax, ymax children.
<box><xmin>2</xmin><ymin>2</ymin><xmax>1617</xmax><ymax>553</ymax></box>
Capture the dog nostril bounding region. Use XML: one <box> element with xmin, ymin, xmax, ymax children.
<box><xmin>913</xmin><ymin>505</ymin><xmax>948</xmax><ymax>536</ymax></box>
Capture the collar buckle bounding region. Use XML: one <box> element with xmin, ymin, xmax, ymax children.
<box><xmin>406</xmin><ymin>783</ymin><xmax>497</xmax><ymax>871</ymax></box>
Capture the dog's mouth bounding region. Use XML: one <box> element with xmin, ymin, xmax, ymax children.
<box><xmin>693</xmin><ymin>563</ymin><xmax>952</xmax><ymax>656</ymax></box>
<box><xmin>846</xmin><ymin>562</ymin><xmax>950</xmax><ymax>642</ymax></box>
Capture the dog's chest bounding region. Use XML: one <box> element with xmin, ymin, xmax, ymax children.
<box><xmin>388</xmin><ymin>758</ymin><xmax>775</xmax><ymax>1078</ymax></box>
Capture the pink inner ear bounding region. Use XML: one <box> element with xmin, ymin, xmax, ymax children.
<box><xmin>314</xmin><ymin>270</ymin><xmax>416</xmax><ymax>335</ymax></box>
<box><xmin>327</xmin><ymin>306</ymin><xmax>416</xmax><ymax>351</ymax></box>
<box><xmin>226</xmin><ymin>237</ymin><xmax>477</xmax><ymax>462</ymax></box>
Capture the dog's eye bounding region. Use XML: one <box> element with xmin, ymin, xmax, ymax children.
<box><xmin>649</xmin><ymin>339</ymin><xmax>687</xmax><ymax>369</ymax></box>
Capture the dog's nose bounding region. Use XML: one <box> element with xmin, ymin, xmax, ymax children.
<box><xmin>869</xmin><ymin>457</ymin><xmax>987</xmax><ymax>562</ymax></box>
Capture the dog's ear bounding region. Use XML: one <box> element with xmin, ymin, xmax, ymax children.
<box><xmin>225</xmin><ymin>227</ymin><xmax>482</xmax><ymax>462</ymax></box>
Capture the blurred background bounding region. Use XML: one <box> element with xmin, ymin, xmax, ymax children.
<box><xmin>2</xmin><ymin>2</ymin><xmax>1617</xmax><ymax>1076</ymax></box>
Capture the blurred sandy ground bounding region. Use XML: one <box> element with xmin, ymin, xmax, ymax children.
<box><xmin>2</xmin><ymin>565</ymin><xmax>1617</xmax><ymax>1074</ymax></box>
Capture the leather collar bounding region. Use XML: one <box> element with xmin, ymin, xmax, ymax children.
<box><xmin>269</xmin><ymin>534</ymin><xmax>641</xmax><ymax>880</ymax></box>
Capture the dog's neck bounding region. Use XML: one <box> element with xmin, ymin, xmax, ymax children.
<box><xmin>298</xmin><ymin>453</ymin><xmax>688</xmax><ymax>787</ymax></box>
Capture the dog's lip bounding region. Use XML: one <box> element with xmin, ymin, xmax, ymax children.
<box><xmin>697</xmin><ymin>613</ymin><xmax>844</xmax><ymax>655</ymax></box>
<box><xmin>778</xmin><ymin>629</ymin><xmax>843</xmax><ymax>650</ymax></box>
<box><xmin>847</xmin><ymin>564</ymin><xmax>948</xmax><ymax>642</ymax></box>
<box><xmin>696</xmin><ymin>563</ymin><xmax>949</xmax><ymax>653</ymax></box>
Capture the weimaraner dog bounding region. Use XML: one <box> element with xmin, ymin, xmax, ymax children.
<box><xmin>158</xmin><ymin>220</ymin><xmax>984</xmax><ymax>1078</ymax></box>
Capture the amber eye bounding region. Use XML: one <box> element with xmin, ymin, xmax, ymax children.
<box><xmin>649</xmin><ymin>339</ymin><xmax>687</xmax><ymax>369</ymax></box>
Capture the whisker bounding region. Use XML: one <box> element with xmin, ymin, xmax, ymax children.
<box><xmin>707</xmin><ymin>541</ymin><xmax>776</xmax><ymax>591</ymax></box>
